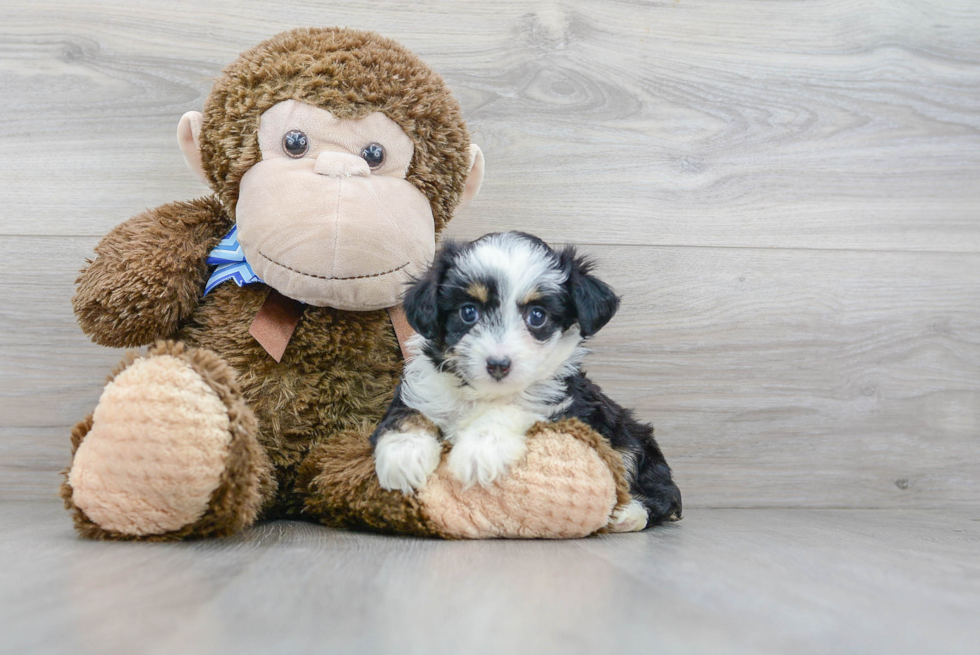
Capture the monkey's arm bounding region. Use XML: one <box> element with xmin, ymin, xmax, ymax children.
<box><xmin>74</xmin><ymin>196</ymin><xmax>232</xmax><ymax>348</ymax></box>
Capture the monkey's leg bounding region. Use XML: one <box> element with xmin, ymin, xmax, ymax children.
<box><xmin>297</xmin><ymin>427</ymin><xmax>443</xmax><ymax>537</ymax></box>
<box><xmin>298</xmin><ymin>418</ymin><xmax>631</xmax><ymax>539</ymax></box>
<box><xmin>61</xmin><ymin>341</ymin><xmax>275</xmax><ymax>541</ymax></box>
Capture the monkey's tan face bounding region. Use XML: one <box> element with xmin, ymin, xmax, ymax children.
<box><xmin>235</xmin><ymin>100</ymin><xmax>435</xmax><ymax>310</ymax></box>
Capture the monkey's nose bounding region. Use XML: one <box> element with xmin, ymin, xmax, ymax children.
<box><xmin>486</xmin><ymin>357</ymin><xmax>512</xmax><ymax>381</ymax></box>
<box><xmin>313</xmin><ymin>152</ymin><xmax>370</xmax><ymax>178</ymax></box>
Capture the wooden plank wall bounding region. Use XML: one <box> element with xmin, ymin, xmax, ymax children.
<box><xmin>1</xmin><ymin>0</ymin><xmax>978</xmax><ymax>508</ymax></box>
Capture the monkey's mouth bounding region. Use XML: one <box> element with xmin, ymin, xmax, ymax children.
<box><xmin>257</xmin><ymin>251</ymin><xmax>409</xmax><ymax>281</ymax></box>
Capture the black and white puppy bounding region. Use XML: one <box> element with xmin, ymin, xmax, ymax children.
<box><xmin>370</xmin><ymin>231</ymin><xmax>682</xmax><ymax>530</ymax></box>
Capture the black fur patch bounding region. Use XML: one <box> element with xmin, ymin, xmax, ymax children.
<box><xmin>402</xmin><ymin>241</ymin><xmax>462</xmax><ymax>340</ymax></box>
<box><xmin>560</xmin><ymin>373</ymin><xmax>682</xmax><ymax>526</ymax></box>
<box><xmin>559</xmin><ymin>248</ymin><xmax>621</xmax><ymax>338</ymax></box>
<box><xmin>369</xmin><ymin>383</ymin><xmax>417</xmax><ymax>447</ymax></box>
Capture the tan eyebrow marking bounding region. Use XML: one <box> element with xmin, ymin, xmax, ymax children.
<box><xmin>467</xmin><ymin>282</ymin><xmax>489</xmax><ymax>303</ymax></box>
<box><xmin>522</xmin><ymin>288</ymin><xmax>543</xmax><ymax>305</ymax></box>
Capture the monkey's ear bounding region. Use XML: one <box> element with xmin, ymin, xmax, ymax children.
<box><xmin>402</xmin><ymin>242</ymin><xmax>461</xmax><ymax>340</ymax></box>
<box><xmin>177</xmin><ymin>111</ymin><xmax>209</xmax><ymax>187</ymax></box>
<box><xmin>561</xmin><ymin>247</ymin><xmax>621</xmax><ymax>338</ymax></box>
<box><xmin>456</xmin><ymin>144</ymin><xmax>484</xmax><ymax>213</ymax></box>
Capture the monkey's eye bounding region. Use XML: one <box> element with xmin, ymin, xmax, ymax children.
<box><xmin>359</xmin><ymin>142</ymin><xmax>385</xmax><ymax>169</ymax></box>
<box><xmin>459</xmin><ymin>304</ymin><xmax>480</xmax><ymax>325</ymax></box>
<box><xmin>525</xmin><ymin>307</ymin><xmax>548</xmax><ymax>329</ymax></box>
<box><xmin>282</xmin><ymin>130</ymin><xmax>310</xmax><ymax>158</ymax></box>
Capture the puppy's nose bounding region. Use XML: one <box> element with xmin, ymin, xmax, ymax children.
<box><xmin>486</xmin><ymin>357</ymin><xmax>511</xmax><ymax>381</ymax></box>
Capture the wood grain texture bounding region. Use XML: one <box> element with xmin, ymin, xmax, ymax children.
<box><xmin>2</xmin><ymin>501</ymin><xmax>979</xmax><ymax>655</ymax></box>
<box><xmin>0</xmin><ymin>0</ymin><xmax>978</xmax><ymax>251</ymax></box>
<box><xmin>0</xmin><ymin>1</ymin><xmax>978</xmax><ymax>509</ymax></box>
<box><xmin>3</xmin><ymin>237</ymin><xmax>977</xmax><ymax>508</ymax></box>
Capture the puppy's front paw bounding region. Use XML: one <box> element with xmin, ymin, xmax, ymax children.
<box><xmin>447</xmin><ymin>427</ymin><xmax>528</xmax><ymax>488</ymax></box>
<box><xmin>374</xmin><ymin>430</ymin><xmax>442</xmax><ymax>494</ymax></box>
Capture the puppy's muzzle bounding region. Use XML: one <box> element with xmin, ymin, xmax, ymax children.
<box><xmin>486</xmin><ymin>357</ymin><xmax>511</xmax><ymax>381</ymax></box>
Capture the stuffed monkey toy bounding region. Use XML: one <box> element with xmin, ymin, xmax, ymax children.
<box><xmin>61</xmin><ymin>27</ymin><xmax>630</xmax><ymax>540</ymax></box>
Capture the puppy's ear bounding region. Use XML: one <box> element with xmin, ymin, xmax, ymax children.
<box><xmin>403</xmin><ymin>242</ymin><xmax>461</xmax><ymax>340</ymax></box>
<box><xmin>561</xmin><ymin>247</ymin><xmax>620</xmax><ymax>338</ymax></box>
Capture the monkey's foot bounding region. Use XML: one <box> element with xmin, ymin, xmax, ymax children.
<box><xmin>419</xmin><ymin>419</ymin><xmax>631</xmax><ymax>539</ymax></box>
<box><xmin>62</xmin><ymin>341</ymin><xmax>273</xmax><ymax>540</ymax></box>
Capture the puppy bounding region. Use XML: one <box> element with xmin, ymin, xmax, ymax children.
<box><xmin>371</xmin><ymin>232</ymin><xmax>682</xmax><ymax>531</ymax></box>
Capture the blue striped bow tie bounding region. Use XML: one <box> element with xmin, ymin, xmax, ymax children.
<box><xmin>204</xmin><ymin>225</ymin><xmax>263</xmax><ymax>295</ymax></box>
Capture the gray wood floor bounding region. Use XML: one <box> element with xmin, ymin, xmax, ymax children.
<box><xmin>2</xmin><ymin>500</ymin><xmax>978</xmax><ymax>655</ymax></box>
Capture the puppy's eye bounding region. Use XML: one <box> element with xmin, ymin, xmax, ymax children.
<box><xmin>459</xmin><ymin>304</ymin><xmax>480</xmax><ymax>325</ymax></box>
<box><xmin>359</xmin><ymin>142</ymin><xmax>385</xmax><ymax>169</ymax></box>
<box><xmin>525</xmin><ymin>307</ymin><xmax>548</xmax><ymax>328</ymax></box>
<box><xmin>283</xmin><ymin>130</ymin><xmax>310</xmax><ymax>158</ymax></box>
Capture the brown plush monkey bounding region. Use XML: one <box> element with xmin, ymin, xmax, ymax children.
<box><xmin>61</xmin><ymin>27</ymin><xmax>629</xmax><ymax>540</ymax></box>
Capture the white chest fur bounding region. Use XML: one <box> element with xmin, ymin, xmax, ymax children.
<box><xmin>399</xmin><ymin>347</ymin><xmax>572</xmax><ymax>442</ymax></box>
<box><xmin>396</xmin><ymin>332</ymin><xmax>587</xmax><ymax>488</ymax></box>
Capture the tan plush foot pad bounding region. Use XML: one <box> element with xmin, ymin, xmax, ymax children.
<box><xmin>419</xmin><ymin>419</ymin><xmax>632</xmax><ymax>539</ymax></box>
<box><xmin>63</xmin><ymin>341</ymin><xmax>273</xmax><ymax>540</ymax></box>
